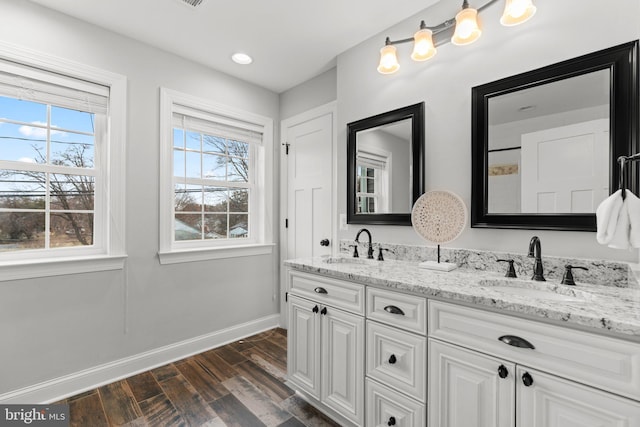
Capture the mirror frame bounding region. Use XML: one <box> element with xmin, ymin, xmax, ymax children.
<box><xmin>471</xmin><ymin>41</ymin><xmax>638</xmax><ymax>231</ymax></box>
<box><xmin>347</xmin><ymin>102</ymin><xmax>425</xmax><ymax>225</ymax></box>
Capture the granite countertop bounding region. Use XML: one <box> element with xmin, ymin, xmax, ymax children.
<box><xmin>284</xmin><ymin>256</ymin><xmax>640</xmax><ymax>340</ymax></box>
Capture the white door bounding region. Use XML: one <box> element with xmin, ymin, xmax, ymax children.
<box><xmin>517</xmin><ymin>367</ymin><xmax>640</xmax><ymax>427</ymax></box>
<box><xmin>321</xmin><ymin>305</ymin><xmax>365</xmax><ymax>426</ymax></box>
<box><xmin>429</xmin><ymin>339</ymin><xmax>516</xmax><ymax>427</ymax></box>
<box><xmin>281</xmin><ymin>103</ymin><xmax>335</xmax><ymax>327</ymax></box>
<box><xmin>285</xmin><ymin>111</ymin><xmax>334</xmax><ymax>258</ymax></box>
<box><xmin>287</xmin><ymin>295</ymin><xmax>321</xmax><ymax>399</ymax></box>
<box><xmin>521</xmin><ymin>119</ymin><xmax>609</xmax><ymax>213</ymax></box>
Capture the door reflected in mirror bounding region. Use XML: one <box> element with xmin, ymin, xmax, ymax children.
<box><xmin>356</xmin><ymin>118</ymin><xmax>412</xmax><ymax>214</ymax></box>
<box><xmin>487</xmin><ymin>69</ymin><xmax>610</xmax><ymax>214</ymax></box>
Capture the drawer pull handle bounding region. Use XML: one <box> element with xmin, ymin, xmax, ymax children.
<box><xmin>498</xmin><ymin>364</ymin><xmax>509</xmax><ymax>379</ymax></box>
<box><xmin>522</xmin><ymin>371</ymin><xmax>534</xmax><ymax>387</ymax></box>
<box><xmin>388</xmin><ymin>354</ymin><xmax>397</xmax><ymax>364</ymax></box>
<box><xmin>384</xmin><ymin>305</ymin><xmax>405</xmax><ymax>316</ymax></box>
<box><xmin>320</xmin><ymin>307</ymin><xmax>327</xmax><ymax>316</ymax></box>
<box><xmin>498</xmin><ymin>335</ymin><xmax>535</xmax><ymax>350</ymax></box>
<box><xmin>312</xmin><ymin>305</ymin><xmax>319</xmax><ymax>314</ymax></box>
<box><xmin>314</xmin><ymin>287</ymin><xmax>328</xmax><ymax>294</ymax></box>
<box><xmin>387</xmin><ymin>416</ymin><xmax>396</xmax><ymax>426</ymax></box>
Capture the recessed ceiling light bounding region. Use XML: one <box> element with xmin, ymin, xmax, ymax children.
<box><xmin>232</xmin><ymin>53</ymin><xmax>253</xmax><ymax>65</ymax></box>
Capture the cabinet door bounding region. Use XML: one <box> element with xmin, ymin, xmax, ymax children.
<box><xmin>321</xmin><ymin>305</ymin><xmax>365</xmax><ymax>426</ymax></box>
<box><xmin>517</xmin><ymin>367</ymin><xmax>640</xmax><ymax>427</ymax></box>
<box><xmin>429</xmin><ymin>339</ymin><xmax>515</xmax><ymax>427</ymax></box>
<box><xmin>287</xmin><ymin>295</ymin><xmax>321</xmax><ymax>399</ymax></box>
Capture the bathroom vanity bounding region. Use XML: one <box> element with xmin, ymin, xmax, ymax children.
<box><xmin>284</xmin><ymin>254</ymin><xmax>640</xmax><ymax>427</ymax></box>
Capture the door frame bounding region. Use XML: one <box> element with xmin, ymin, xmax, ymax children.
<box><xmin>279</xmin><ymin>101</ymin><xmax>337</xmax><ymax>328</ymax></box>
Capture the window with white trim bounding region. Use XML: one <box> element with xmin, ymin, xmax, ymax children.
<box><xmin>0</xmin><ymin>52</ymin><xmax>126</xmax><ymax>271</ymax></box>
<box><xmin>159</xmin><ymin>88</ymin><xmax>273</xmax><ymax>262</ymax></box>
<box><xmin>356</xmin><ymin>149</ymin><xmax>390</xmax><ymax>213</ymax></box>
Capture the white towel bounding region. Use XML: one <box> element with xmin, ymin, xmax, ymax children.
<box><xmin>607</xmin><ymin>197</ymin><xmax>630</xmax><ymax>249</ymax></box>
<box><xmin>596</xmin><ymin>189</ymin><xmax>625</xmax><ymax>245</ymax></box>
<box><xmin>626</xmin><ymin>191</ymin><xmax>640</xmax><ymax>248</ymax></box>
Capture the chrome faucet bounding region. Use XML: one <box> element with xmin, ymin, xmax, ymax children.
<box><xmin>528</xmin><ymin>236</ymin><xmax>545</xmax><ymax>281</ymax></box>
<box><xmin>355</xmin><ymin>228</ymin><xmax>374</xmax><ymax>259</ymax></box>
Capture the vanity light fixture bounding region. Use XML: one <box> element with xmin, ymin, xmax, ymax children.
<box><xmin>377</xmin><ymin>0</ymin><xmax>536</xmax><ymax>74</ymax></box>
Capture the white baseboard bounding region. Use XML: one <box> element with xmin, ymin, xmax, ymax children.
<box><xmin>0</xmin><ymin>314</ymin><xmax>281</xmax><ymax>404</ymax></box>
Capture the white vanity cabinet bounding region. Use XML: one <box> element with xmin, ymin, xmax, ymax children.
<box><xmin>365</xmin><ymin>287</ymin><xmax>427</xmax><ymax>427</ymax></box>
<box><xmin>286</xmin><ymin>270</ymin><xmax>365</xmax><ymax>427</ymax></box>
<box><xmin>428</xmin><ymin>300</ymin><xmax>640</xmax><ymax>427</ymax></box>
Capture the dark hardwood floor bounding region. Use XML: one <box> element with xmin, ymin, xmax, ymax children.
<box><xmin>56</xmin><ymin>328</ymin><xmax>339</xmax><ymax>427</ymax></box>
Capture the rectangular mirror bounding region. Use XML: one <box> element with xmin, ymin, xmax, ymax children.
<box><xmin>472</xmin><ymin>41</ymin><xmax>638</xmax><ymax>231</ymax></box>
<box><xmin>347</xmin><ymin>102</ymin><xmax>424</xmax><ymax>225</ymax></box>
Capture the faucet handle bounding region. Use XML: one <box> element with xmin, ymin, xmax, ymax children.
<box><xmin>349</xmin><ymin>244</ymin><xmax>359</xmax><ymax>258</ymax></box>
<box><xmin>377</xmin><ymin>247</ymin><xmax>395</xmax><ymax>261</ymax></box>
<box><xmin>496</xmin><ymin>259</ymin><xmax>517</xmax><ymax>278</ymax></box>
<box><xmin>561</xmin><ymin>265</ymin><xmax>588</xmax><ymax>286</ymax></box>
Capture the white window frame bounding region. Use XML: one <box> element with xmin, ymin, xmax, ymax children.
<box><xmin>158</xmin><ymin>88</ymin><xmax>274</xmax><ymax>264</ymax></box>
<box><xmin>356</xmin><ymin>147</ymin><xmax>391</xmax><ymax>213</ymax></box>
<box><xmin>0</xmin><ymin>41</ymin><xmax>127</xmax><ymax>281</ymax></box>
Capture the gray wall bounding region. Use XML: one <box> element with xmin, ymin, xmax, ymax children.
<box><xmin>0</xmin><ymin>0</ymin><xmax>280</xmax><ymax>395</ymax></box>
<box><xmin>336</xmin><ymin>0</ymin><xmax>640</xmax><ymax>262</ymax></box>
<box><xmin>279</xmin><ymin>68</ymin><xmax>337</xmax><ymax>120</ymax></box>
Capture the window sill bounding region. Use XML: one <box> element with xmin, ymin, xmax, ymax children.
<box><xmin>158</xmin><ymin>243</ymin><xmax>275</xmax><ymax>265</ymax></box>
<box><xmin>0</xmin><ymin>255</ymin><xmax>127</xmax><ymax>282</ymax></box>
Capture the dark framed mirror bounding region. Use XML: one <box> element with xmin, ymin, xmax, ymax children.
<box><xmin>471</xmin><ymin>41</ymin><xmax>638</xmax><ymax>231</ymax></box>
<box><xmin>347</xmin><ymin>102</ymin><xmax>425</xmax><ymax>225</ymax></box>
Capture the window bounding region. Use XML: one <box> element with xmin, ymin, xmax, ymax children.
<box><xmin>356</xmin><ymin>149</ymin><xmax>390</xmax><ymax>213</ymax></box>
<box><xmin>0</xmin><ymin>42</ymin><xmax>126</xmax><ymax>280</ymax></box>
<box><xmin>159</xmin><ymin>88</ymin><xmax>273</xmax><ymax>264</ymax></box>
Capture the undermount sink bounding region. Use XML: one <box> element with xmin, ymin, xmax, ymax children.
<box><xmin>478</xmin><ymin>278</ymin><xmax>594</xmax><ymax>302</ymax></box>
<box><xmin>322</xmin><ymin>256</ymin><xmax>377</xmax><ymax>265</ymax></box>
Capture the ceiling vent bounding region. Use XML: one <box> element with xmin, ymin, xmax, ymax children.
<box><xmin>178</xmin><ymin>0</ymin><xmax>205</xmax><ymax>7</ymax></box>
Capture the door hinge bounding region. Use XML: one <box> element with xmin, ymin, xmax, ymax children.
<box><xmin>285</xmin><ymin>292</ymin><xmax>288</xmax><ymax>302</ymax></box>
<box><xmin>285</xmin><ymin>218</ymin><xmax>289</xmax><ymax>228</ymax></box>
<box><xmin>282</xmin><ymin>142</ymin><xmax>290</xmax><ymax>155</ymax></box>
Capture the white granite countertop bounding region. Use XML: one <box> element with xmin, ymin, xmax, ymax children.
<box><xmin>284</xmin><ymin>256</ymin><xmax>640</xmax><ymax>341</ymax></box>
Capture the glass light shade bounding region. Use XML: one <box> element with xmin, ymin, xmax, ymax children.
<box><xmin>377</xmin><ymin>44</ymin><xmax>400</xmax><ymax>74</ymax></box>
<box><xmin>411</xmin><ymin>28</ymin><xmax>437</xmax><ymax>61</ymax></box>
<box><xmin>451</xmin><ymin>7</ymin><xmax>482</xmax><ymax>46</ymax></box>
<box><xmin>500</xmin><ymin>0</ymin><xmax>537</xmax><ymax>26</ymax></box>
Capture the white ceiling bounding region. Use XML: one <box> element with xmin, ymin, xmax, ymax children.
<box><xmin>27</xmin><ymin>0</ymin><xmax>440</xmax><ymax>93</ymax></box>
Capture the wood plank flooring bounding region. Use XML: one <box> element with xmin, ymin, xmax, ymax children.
<box><xmin>56</xmin><ymin>328</ymin><xmax>339</xmax><ymax>427</ymax></box>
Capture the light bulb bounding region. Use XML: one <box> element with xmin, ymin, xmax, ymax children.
<box><xmin>377</xmin><ymin>44</ymin><xmax>400</xmax><ymax>74</ymax></box>
<box><xmin>411</xmin><ymin>28</ymin><xmax>437</xmax><ymax>61</ymax></box>
<box><xmin>451</xmin><ymin>6</ymin><xmax>481</xmax><ymax>46</ymax></box>
<box><xmin>501</xmin><ymin>0</ymin><xmax>537</xmax><ymax>26</ymax></box>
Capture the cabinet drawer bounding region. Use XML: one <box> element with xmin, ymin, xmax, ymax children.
<box><xmin>429</xmin><ymin>300</ymin><xmax>640</xmax><ymax>401</ymax></box>
<box><xmin>367</xmin><ymin>287</ymin><xmax>427</xmax><ymax>335</ymax></box>
<box><xmin>289</xmin><ymin>270</ymin><xmax>364</xmax><ymax>315</ymax></box>
<box><xmin>367</xmin><ymin>321</ymin><xmax>426</xmax><ymax>401</ymax></box>
<box><xmin>366</xmin><ymin>379</ymin><xmax>425</xmax><ymax>427</ymax></box>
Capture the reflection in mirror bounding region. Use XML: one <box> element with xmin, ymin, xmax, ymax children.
<box><xmin>487</xmin><ymin>69</ymin><xmax>610</xmax><ymax>214</ymax></box>
<box><xmin>356</xmin><ymin>119</ymin><xmax>412</xmax><ymax>214</ymax></box>
<box><xmin>347</xmin><ymin>102</ymin><xmax>424</xmax><ymax>225</ymax></box>
<box><xmin>471</xmin><ymin>41</ymin><xmax>638</xmax><ymax>231</ymax></box>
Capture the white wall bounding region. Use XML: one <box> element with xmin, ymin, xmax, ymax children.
<box><xmin>336</xmin><ymin>0</ymin><xmax>640</xmax><ymax>262</ymax></box>
<box><xmin>0</xmin><ymin>0</ymin><xmax>280</xmax><ymax>397</ymax></box>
